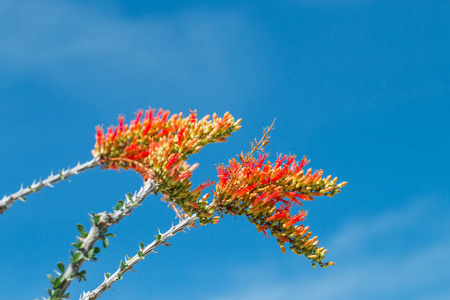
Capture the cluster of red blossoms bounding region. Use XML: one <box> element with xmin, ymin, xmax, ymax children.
<box><xmin>93</xmin><ymin>107</ymin><xmax>241</xmax><ymax>224</ymax></box>
<box><xmin>93</xmin><ymin>108</ymin><xmax>347</xmax><ymax>267</ymax></box>
<box><xmin>213</xmin><ymin>149</ymin><xmax>347</xmax><ymax>268</ymax></box>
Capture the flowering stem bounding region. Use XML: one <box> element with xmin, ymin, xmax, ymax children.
<box><xmin>0</xmin><ymin>157</ymin><xmax>101</xmax><ymax>214</ymax></box>
<box><xmin>47</xmin><ymin>179</ymin><xmax>159</xmax><ymax>300</ymax></box>
<box><xmin>79</xmin><ymin>214</ymin><xmax>198</xmax><ymax>300</ymax></box>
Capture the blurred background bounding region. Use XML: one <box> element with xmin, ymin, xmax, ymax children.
<box><xmin>0</xmin><ymin>1</ymin><xmax>449</xmax><ymax>299</ymax></box>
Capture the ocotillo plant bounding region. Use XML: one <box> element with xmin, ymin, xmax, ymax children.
<box><xmin>1</xmin><ymin>107</ymin><xmax>347</xmax><ymax>300</ymax></box>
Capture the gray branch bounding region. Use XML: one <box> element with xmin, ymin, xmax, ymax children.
<box><xmin>79</xmin><ymin>214</ymin><xmax>198</xmax><ymax>300</ymax></box>
<box><xmin>47</xmin><ymin>179</ymin><xmax>159</xmax><ymax>300</ymax></box>
<box><xmin>0</xmin><ymin>157</ymin><xmax>101</xmax><ymax>214</ymax></box>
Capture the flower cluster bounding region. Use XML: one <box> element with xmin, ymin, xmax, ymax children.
<box><xmin>213</xmin><ymin>151</ymin><xmax>347</xmax><ymax>268</ymax></box>
<box><xmin>93</xmin><ymin>108</ymin><xmax>241</xmax><ymax>223</ymax></box>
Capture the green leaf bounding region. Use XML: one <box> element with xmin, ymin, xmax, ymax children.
<box><xmin>71</xmin><ymin>241</ymin><xmax>82</xmax><ymax>249</ymax></box>
<box><xmin>138</xmin><ymin>250</ymin><xmax>143</xmax><ymax>258</ymax></box>
<box><xmin>77</xmin><ymin>224</ymin><xmax>87</xmax><ymax>237</ymax></box>
<box><xmin>47</xmin><ymin>274</ymin><xmax>55</xmax><ymax>285</ymax></box>
<box><xmin>93</xmin><ymin>247</ymin><xmax>101</xmax><ymax>254</ymax></box>
<box><xmin>77</xmin><ymin>270</ymin><xmax>87</xmax><ymax>281</ymax></box>
<box><xmin>103</xmin><ymin>237</ymin><xmax>109</xmax><ymax>248</ymax></box>
<box><xmin>53</xmin><ymin>288</ymin><xmax>62</xmax><ymax>298</ymax></box>
<box><xmin>105</xmin><ymin>272</ymin><xmax>111</xmax><ymax>278</ymax></box>
<box><xmin>126</xmin><ymin>193</ymin><xmax>133</xmax><ymax>201</ymax></box>
<box><xmin>54</xmin><ymin>276</ymin><xmax>62</xmax><ymax>288</ymax></box>
<box><xmin>57</xmin><ymin>262</ymin><xmax>65</xmax><ymax>273</ymax></box>
<box><xmin>115</xmin><ymin>200</ymin><xmax>124</xmax><ymax>211</ymax></box>
<box><xmin>94</xmin><ymin>214</ymin><xmax>100</xmax><ymax>224</ymax></box>
<box><xmin>105</xmin><ymin>233</ymin><xmax>116</xmax><ymax>238</ymax></box>
<box><xmin>87</xmin><ymin>248</ymin><xmax>95</xmax><ymax>258</ymax></box>
<box><xmin>139</xmin><ymin>242</ymin><xmax>145</xmax><ymax>249</ymax></box>
<box><xmin>72</xmin><ymin>251</ymin><xmax>83</xmax><ymax>263</ymax></box>
<box><xmin>155</xmin><ymin>234</ymin><xmax>162</xmax><ymax>241</ymax></box>
<box><xmin>120</xmin><ymin>260</ymin><xmax>129</xmax><ymax>269</ymax></box>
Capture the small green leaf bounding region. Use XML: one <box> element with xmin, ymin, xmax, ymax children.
<box><xmin>53</xmin><ymin>288</ymin><xmax>62</xmax><ymax>298</ymax></box>
<box><xmin>87</xmin><ymin>248</ymin><xmax>95</xmax><ymax>258</ymax></box>
<box><xmin>155</xmin><ymin>234</ymin><xmax>162</xmax><ymax>241</ymax></box>
<box><xmin>120</xmin><ymin>260</ymin><xmax>129</xmax><ymax>269</ymax></box>
<box><xmin>139</xmin><ymin>242</ymin><xmax>145</xmax><ymax>249</ymax></box>
<box><xmin>54</xmin><ymin>276</ymin><xmax>62</xmax><ymax>288</ymax></box>
<box><xmin>94</xmin><ymin>214</ymin><xmax>100</xmax><ymax>224</ymax></box>
<box><xmin>77</xmin><ymin>224</ymin><xmax>87</xmax><ymax>237</ymax></box>
<box><xmin>57</xmin><ymin>262</ymin><xmax>65</xmax><ymax>273</ymax></box>
<box><xmin>138</xmin><ymin>250</ymin><xmax>143</xmax><ymax>258</ymax></box>
<box><xmin>93</xmin><ymin>247</ymin><xmax>101</xmax><ymax>254</ymax></box>
<box><xmin>115</xmin><ymin>200</ymin><xmax>124</xmax><ymax>211</ymax></box>
<box><xmin>72</xmin><ymin>252</ymin><xmax>83</xmax><ymax>263</ymax></box>
<box><xmin>105</xmin><ymin>272</ymin><xmax>111</xmax><ymax>278</ymax></box>
<box><xmin>72</xmin><ymin>241</ymin><xmax>82</xmax><ymax>249</ymax></box>
<box><xmin>105</xmin><ymin>233</ymin><xmax>116</xmax><ymax>238</ymax></box>
<box><xmin>77</xmin><ymin>270</ymin><xmax>87</xmax><ymax>281</ymax></box>
<box><xmin>103</xmin><ymin>237</ymin><xmax>109</xmax><ymax>248</ymax></box>
<box><xmin>126</xmin><ymin>193</ymin><xmax>133</xmax><ymax>201</ymax></box>
<box><xmin>47</xmin><ymin>274</ymin><xmax>55</xmax><ymax>285</ymax></box>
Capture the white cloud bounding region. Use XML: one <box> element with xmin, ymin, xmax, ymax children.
<box><xmin>0</xmin><ymin>0</ymin><xmax>266</xmax><ymax>103</ymax></box>
<box><xmin>329</xmin><ymin>200</ymin><xmax>424</xmax><ymax>253</ymax></box>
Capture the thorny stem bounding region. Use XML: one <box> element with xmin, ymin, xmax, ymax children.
<box><xmin>48</xmin><ymin>179</ymin><xmax>159</xmax><ymax>300</ymax></box>
<box><xmin>79</xmin><ymin>214</ymin><xmax>198</xmax><ymax>300</ymax></box>
<box><xmin>0</xmin><ymin>158</ymin><xmax>101</xmax><ymax>214</ymax></box>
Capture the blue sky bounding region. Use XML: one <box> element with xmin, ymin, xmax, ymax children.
<box><xmin>0</xmin><ymin>0</ymin><xmax>449</xmax><ymax>299</ymax></box>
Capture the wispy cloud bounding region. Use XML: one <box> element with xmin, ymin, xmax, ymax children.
<box><xmin>211</xmin><ymin>198</ymin><xmax>449</xmax><ymax>300</ymax></box>
<box><xmin>0</xmin><ymin>0</ymin><xmax>266</xmax><ymax>105</ymax></box>
<box><xmin>328</xmin><ymin>200</ymin><xmax>424</xmax><ymax>253</ymax></box>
